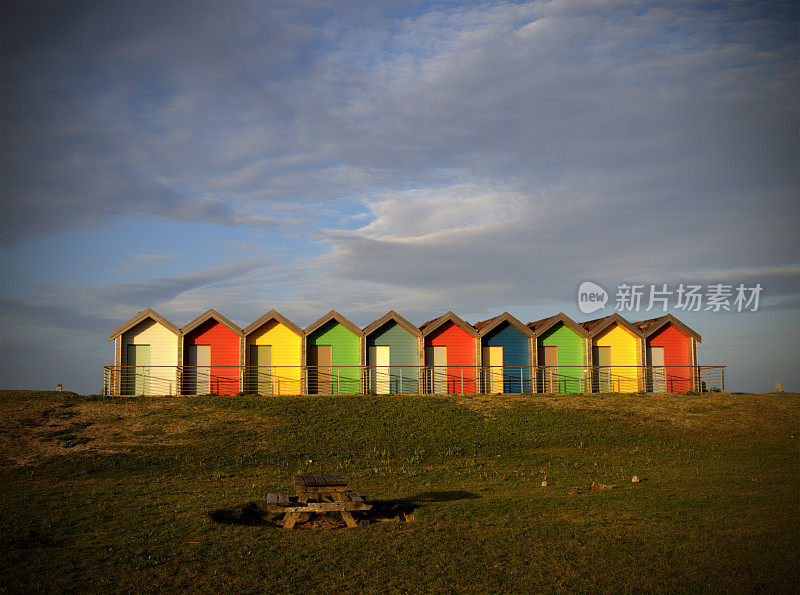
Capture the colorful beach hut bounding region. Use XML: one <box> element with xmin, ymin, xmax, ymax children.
<box><xmin>474</xmin><ymin>312</ymin><xmax>534</xmax><ymax>393</ymax></box>
<box><xmin>528</xmin><ymin>313</ymin><xmax>589</xmax><ymax>393</ymax></box>
<box><xmin>109</xmin><ymin>308</ymin><xmax>180</xmax><ymax>395</ymax></box>
<box><xmin>633</xmin><ymin>314</ymin><xmax>700</xmax><ymax>392</ymax></box>
<box><xmin>582</xmin><ymin>313</ymin><xmax>644</xmax><ymax>393</ymax></box>
<box><xmin>419</xmin><ymin>312</ymin><xmax>479</xmax><ymax>394</ymax></box>
<box><xmin>304</xmin><ymin>310</ymin><xmax>362</xmax><ymax>394</ymax></box>
<box><xmin>180</xmin><ymin>309</ymin><xmax>243</xmax><ymax>395</ymax></box>
<box><xmin>242</xmin><ymin>310</ymin><xmax>303</xmax><ymax>395</ymax></box>
<box><xmin>362</xmin><ymin>310</ymin><xmax>423</xmax><ymax>394</ymax></box>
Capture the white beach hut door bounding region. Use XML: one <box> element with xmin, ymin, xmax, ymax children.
<box><xmin>370</xmin><ymin>345</ymin><xmax>390</xmax><ymax>394</ymax></box>
<box><xmin>186</xmin><ymin>345</ymin><xmax>211</xmax><ymax>394</ymax></box>
<box><xmin>647</xmin><ymin>346</ymin><xmax>666</xmax><ymax>392</ymax></box>
<box><xmin>426</xmin><ymin>345</ymin><xmax>447</xmax><ymax>393</ymax></box>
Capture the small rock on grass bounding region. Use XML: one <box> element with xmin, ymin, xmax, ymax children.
<box><xmin>541</xmin><ymin>481</ymin><xmax>548</xmax><ymax>487</ymax></box>
<box><xmin>632</xmin><ymin>476</ymin><xmax>640</xmax><ymax>483</ymax></box>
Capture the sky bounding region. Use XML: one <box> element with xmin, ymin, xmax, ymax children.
<box><xmin>1</xmin><ymin>0</ymin><xmax>798</xmax><ymax>394</ymax></box>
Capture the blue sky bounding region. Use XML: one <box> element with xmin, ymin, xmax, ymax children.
<box><xmin>1</xmin><ymin>0</ymin><xmax>798</xmax><ymax>393</ymax></box>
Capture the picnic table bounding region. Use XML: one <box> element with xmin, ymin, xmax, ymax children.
<box><xmin>267</xmin><ymin>474</ymin><xmax>372</xmax><ymax>529</ymax></box>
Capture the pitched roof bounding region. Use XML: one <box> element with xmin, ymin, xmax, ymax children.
<box><xmin>474</xmin><ymin>312</ymin><xmax>534</xmax><ymax>338</ymax></box>
<box><xmin>180</xmin><ymin>308</ymin><xmax>243</xmax><ymax>336</ymax></box>
<box><xmin>303</xmin><ymin>310</ymin><xmax>361</xmax><ymax>337</ymax></box>
<box><xmin>419</xmin><ymin>311</ymin><xmax>479</xmax><ymax>338</ymax></box>
<box><xmin>527</xmin><ymin>312</ymin><xmax>589</xmax><ymax>338</ymax></box>
<box><xmin>242</xmin><ymin>309</ymin><xmax>303</xmax><ymax>337</ymax></box>
<box><xmin>580</xmin><ymin>313</ymin><xmax>642</xmax><ymax>338</ymax></box>
<box><xmin>109</xmin><ymin>308</ymin><xmax>179</xmax><ymax>339</ymax></box>
<box><xmin>633</xmin><ymin>314</ymin><xmax>701</xmax><ymax>341</ymax></box>
<box><xmin>362</xmin><ymin>310</ymin><xmax>422</xmax><ymax>338</ymax></box>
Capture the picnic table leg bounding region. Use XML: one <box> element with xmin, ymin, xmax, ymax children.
<box><xmin>296</xmin><ymin>492</ymin><xmax>312</xmax><ymax>524</ymax></box>
<box><xmin>331</xmin><ymin>491</ymin><xmax>358</xmax><ymax>528</ymax></box>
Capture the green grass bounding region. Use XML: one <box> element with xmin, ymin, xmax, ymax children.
<box><xmin>1</xmin><ymin>390</ymin><xmax>798</xmax><ymax>592</ymax></box>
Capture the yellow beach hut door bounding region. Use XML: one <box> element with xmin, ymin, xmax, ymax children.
<box><xmin>482</xmin><ymin>346</ymin><xmax>504</xmax><ymax>393</ymax></box>
<box><xmin>593</xmin><ymin>346</ymin><xmax>611</xmax><ymax>392</ymax></box>
<box><xmin>250</xmin><ymin>345</ymin><xmax>272</xmax><ymax>395</ymax></box>
<box><xmin>186</xmin><ymin>345</ymin><xmax>211</xmax><ymax>394</ymax></box>
<box><xmin>370</xmin><ymin>345</ymin><xmax>390</xmax><ymax>394</ymax></box>
<box><xmin>647</xmin><ymin>346</ymin><xmax>666</xmax><ymax>392</ymax></box>
<box><xmin>427</xmin><ymin>346</ymin><xmax>447</xmax><ymax>393</ymax></box>
<box><xmin>126</xmin><ymin>345</ymin><xmax>149</xmax><ymax>395</ymax></box>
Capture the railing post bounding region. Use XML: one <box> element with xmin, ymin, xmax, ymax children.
<box><xmin>461</xmin><ymin>368</ymin><xmax>464</xmax><ymax>395</ymax></box>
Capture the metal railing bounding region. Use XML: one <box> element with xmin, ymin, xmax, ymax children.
<box><xmin>103</xmin><ymin>365</ymin><xmax>726</xmax><ymax>396</ymax></box>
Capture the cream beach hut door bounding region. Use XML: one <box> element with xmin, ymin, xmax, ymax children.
<box><xmin>126</xmin><ymin>345</ymin><xmax>149</xmax><ymax>395</ymax></box>
<box><xmin>482</xmin><ymin>346</ymin><xmax>504</xmax><ymax>393</ymax></box>
<box><xmin>647</xmin><ymin>346</ymin><xmax>666</xmax><ymax>393</ymax></box>
<box><xmin>538</xmin><ymin>346</ymin><xmax>558</xmax><ymax>393</ymax></box>
<box><xmin>310</xmin><ymin>345</ymin><xmax>332</xmax><ymax>394</ymax></box>
<box><xmin>593</xmin><ymin>346</ymin><xmax>611</xmax><ymax>392</ymax></box>
<box><xmin>250</xmin><ymin>345</ymin><xmax>272</xmax><ymax>395</ymax></box>
<box><xmin>369</xmin><ymin>345</ymin><xmax>390</xmax><ymax>394</ymax></box>
<box><xmin>426</xmin><ymin>346</ymin><xmax>447</xmax><ymax>393</ymax></box>
<box><xmin>186</xmin><ymin>345</ymin><xmax>211</xmax><ymax>394</ymax></box>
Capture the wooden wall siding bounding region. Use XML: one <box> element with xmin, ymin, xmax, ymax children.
<box><xmin>646</xmin><ymin>323</ymin><xmax>693</xmax><ymax>392</ymax></box>
<box><xmin>537</xmin><ymin>321</ymin><xmax>585</xmax><ymax>393</ymax></box>
<box><xmin>425</xmin><ymin>320</ymin><xmax>476</xmax><ymax>394</ymax></box>
<box><xmin>183</xmin><ymin>319</ymin><xmax>241</xmax><ymax>395</ymax></box>
<box><xmin>482</xmin><ymin>321</ymin><xmax>530</xmax><ymax>393</ymax></box>
<box><xmin>246</xmin><ymin>319</ymin><xmax>301</xmax><ymax>395</ymax></box>
<box><xmin>593</xmin><ymin>323</ymin><xmax>642</xmax><ymax>392</ymax></box>
<box><xmin>306</xmin><ymin>320</ymin><xmax>360</xmax><ymax>394</ymax></box>
<box><xmin>121</xmin><ymin>318</ymin><xmax>179</xmax><ymax>395</ymax></box>
<box><xmin>365</xmin><ymin>320</ymin><xmax>418</xmax><ymax>394</ymax></box>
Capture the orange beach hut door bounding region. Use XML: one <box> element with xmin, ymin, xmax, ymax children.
<box><xmin>646</xmin><ymin>346</ymin><xmax>666</xmax><ymax>392</ymax></box>
<box><xmin>186</xmin><ymin>345</ymin><xmax>211</xmax><ymax>394</ymax></box>
<box><xmin>126</xmin><ymin>344</ymin><xmax>149</xmax><ymax>395</ymax></box>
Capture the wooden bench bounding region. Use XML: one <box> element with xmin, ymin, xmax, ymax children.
<box><xmin>271</xmin><ymin>475</ymin><xmax>372</xmax><ymax>529</ymax></box>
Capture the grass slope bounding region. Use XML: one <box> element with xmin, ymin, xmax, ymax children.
<box><xmin>1</xmin><ymin>391</ymin><xmax>798</xmax><ymax>592</ymax></box>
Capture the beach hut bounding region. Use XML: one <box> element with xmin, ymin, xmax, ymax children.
<box><xmin>242</xmin><ymin>310</ymin><xmax>303</xmax><ymax>395</ymax></box>
<box><xmin>109</xmin><ymin>308</ymin><xmax>180</xmax><ymax>395</ymax></box>
<box><xmin>474</xmin><ymin>312</ymin><xmax>534</xmax><ymax>394</ymax></box>
<box><xmin>180</xmin><ymin>309</ymin><xmax>243</xmax><ymax>395</ymax></box>
<box><xmin>633</xmin><ymin>314</ymin><xmax>701</xmax><ymax>392</ymax></box>
<box><xmin>362</xmin><ymin>310</ymin><xmax>423</xmax><ymax>394</ymax></box>
<box><xmin>582</xmin><ymin>313</ymin><xmax>644</xmax><ymax>393</ymax></box>
<box><xmin>304</xmin><ymin>310</ymin><xmax>362</xmax><ymax>395</ymax></box>
<box><xmin>419</xmin><ymin>312</ymin><xmax>479</xmax><ymax>394</ymax></box>
<box><xmin>528</xmin><ymin>313</ymin><xmax>590</xmax><ymax>393</ymax></box>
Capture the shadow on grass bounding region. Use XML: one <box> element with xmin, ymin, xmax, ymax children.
<box><xmin>208</xmin><ymin>490</ymin><xmax>480</xmax><ymax>527</ymax></box>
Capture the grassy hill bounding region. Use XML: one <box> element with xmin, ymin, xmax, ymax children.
<box><xmin>1</xmin><ymin>390</ymin><xmax>798</xmax><ymax>592</ymax></box>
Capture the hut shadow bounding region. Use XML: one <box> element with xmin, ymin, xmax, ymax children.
<box><xmin>367</xmin><ymin>490</ymin><xmax>479</xmax><ymax>521</ymax></box>
<box><xmin>209</xmin><ymin>501</ymin><xmax>271</xmax><ymax>526</ymax></box>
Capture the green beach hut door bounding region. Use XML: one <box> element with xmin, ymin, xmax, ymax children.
<box><xmin>249</xmin><ymin>345</ymin><xmax>272</xmax><ymax>395</ymax></box>
<box><xmin>647</xmin><ymin>346</ymin><xmax>666</xmax><ymax>393</ymax></box>
<box><xmin>593</xmin><ymin>346</ymin><xmax>611</xmax><ymax>393</ymax></box>
<box><xmin>186</xmin><ymin>345</ymin><xmax>211</xmax><ymax>394</ymax></box>
<box><xmin>370</xmin><ymin>345</ymin><xmax>390</xmax><ymax>394</ymax></box>
<box><xmin>427</xmin><ymin>346</ymin><xmax>447</xmax><ymax>394</ymax></box>
<box><xmin>126</xmin><ymin>344</ymin><xmax>150</xmax><ymax>395</ymax></box>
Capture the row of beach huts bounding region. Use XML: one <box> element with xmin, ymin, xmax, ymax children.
<box><xmin>106</xmin><ymin>308</ymin><xmax>720</xmax><ymax>396</ymax></box>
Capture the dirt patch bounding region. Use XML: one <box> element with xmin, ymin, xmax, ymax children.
<box><xmin>569</xmin><ymin>482</ymin><xmax>616</xmax><ymax>495</ymax></box>
<box><xmin>0</xmin><ymin>397</ymin><xmax>285</xmax><ymax>468</ymax></box>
